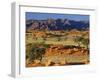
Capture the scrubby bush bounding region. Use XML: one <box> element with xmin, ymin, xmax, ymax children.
<box><xmin>28</xmin><ymin>45</ymin><xmax>46</xmax><ymax>62</ymax></box>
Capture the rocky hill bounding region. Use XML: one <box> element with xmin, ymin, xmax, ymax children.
<box><xmin>26</xmin><ymin>18</ymin><xmax>89</xmax><ymax>31</ymax></box>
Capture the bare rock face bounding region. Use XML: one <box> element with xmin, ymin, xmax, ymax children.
<box><xmin>34</xmin><ymin>59</ymin><xmax>40</xmax><ymax>64</ymax></box>
<box><xmin>41</xmin><ymin>45</ymin><xmax>89</xmax><ymax>66</ymax></box>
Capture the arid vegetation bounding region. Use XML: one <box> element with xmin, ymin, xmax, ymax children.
<box><xmin>26</xmin><ymin>29</ymin><xmax>89</xmax><ymax>67</ymax></box>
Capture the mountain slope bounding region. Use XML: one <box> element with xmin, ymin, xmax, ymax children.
<box><xmin>26</xmin><ymin>18</ymin><xmax>89</xmax><ymax>31</ymax></box>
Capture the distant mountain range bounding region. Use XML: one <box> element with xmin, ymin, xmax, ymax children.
<box><xmin>26</xmin><ymin>18</ymin><xmax>89</xmax><ymax>31</ymax></box>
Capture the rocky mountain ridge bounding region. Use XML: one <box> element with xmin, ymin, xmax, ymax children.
<box><xmin>26</xmin><ymin>18</ymin><xmax>89</xmax><ymax>31</ymax></box>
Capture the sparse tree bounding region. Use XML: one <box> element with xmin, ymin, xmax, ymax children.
<box><xmin>81</xmin><ymin>38</ymin><xmax>89</xmax><ymax>49</ymax></box>
<box><xmin>57</xmin><ymin>37</ymin><xmax>61</xmax><ymax>41</ymax></box>
<box><xmin>28</xmin><ymin>44</ymin><xmax>46</xmax><ymax>62</ymax></box>
<box><xmin>74</xmin><ymin>36</ymin><xmax>83</xmax><ymax>47</ymax></box>
<box><xmin>74</xmin><ymin>36</ymin><xmax>89</xmax><ymax>49</ymax></box>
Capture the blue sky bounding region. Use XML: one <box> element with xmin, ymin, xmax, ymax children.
<box><xmin>26</xmin><ymin>12</ymin><xmax>89</xmax><ymax>21</ymax></box>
